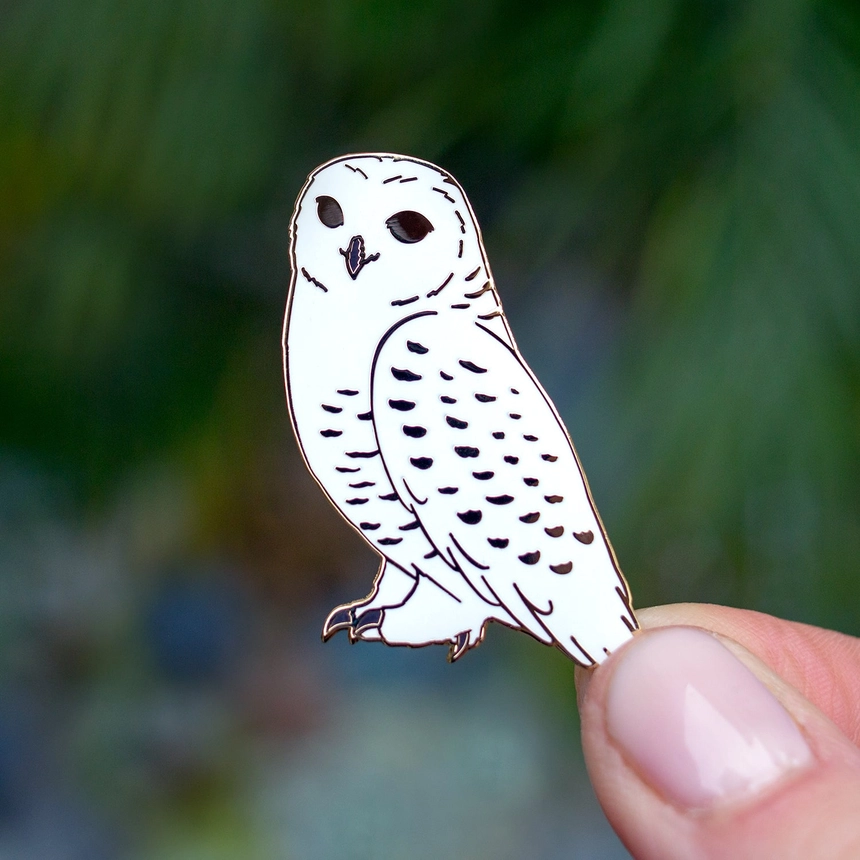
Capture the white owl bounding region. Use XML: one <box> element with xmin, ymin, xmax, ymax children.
<box><xmin>283</xmin><ymin>153</ymin><xmax>637</xmax><ymax>666</ymax></box>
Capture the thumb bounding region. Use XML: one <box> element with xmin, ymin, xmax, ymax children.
<box><xmin>576</xmin><ymin>606</ymin><xmax>860</xmax><ymax>860</ymax></box>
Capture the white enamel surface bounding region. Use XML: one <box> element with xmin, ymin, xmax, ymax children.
<box><xmin>284</xmin><ymin>153</ymin><xmax>636</xmax><ymax>665</ymax></box>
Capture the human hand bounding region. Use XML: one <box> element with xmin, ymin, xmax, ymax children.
<box><xmin>575</xmin><ymin>604</ymin><xmax>860</xmax><ymax>859</ymax></box>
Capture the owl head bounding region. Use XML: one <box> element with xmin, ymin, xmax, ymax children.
<box><xmin>288</xmin><ymin>154</ymin><xmax>488</xmax><ymax>314</ymax></box>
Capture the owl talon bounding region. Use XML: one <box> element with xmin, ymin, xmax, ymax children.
<box><xmin>447</xmin><ymin>631</ymin><xmax>472</xmax><ymax>663</ymax></box>
<box><xmin>322</xmin><ymin>606</ymin><xmax>355</xmax><ymax>641</ymax></box>
<box><xmin>352</xmin><ymin>608</ymin><xmax>384</xmax><ymax>639</ymax></box>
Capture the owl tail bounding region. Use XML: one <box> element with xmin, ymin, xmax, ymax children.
<box><xmin>499</xmin><ymin>576</ymin><xmax>637</xmax><ymax>667</ymax></box>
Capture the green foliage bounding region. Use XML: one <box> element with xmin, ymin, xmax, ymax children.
<box><xmin>1</xmin><ymin>0</ymin><xmax>858</xmax><ymax>630</ymax></box>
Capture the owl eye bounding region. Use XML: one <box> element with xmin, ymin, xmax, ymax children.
<box><xmin>385</xmin><ymin>210</ymin><xmax>434</xmax><ymax>244</ymax></box>
<box><xmin>316</xmin><ymin>196</ymin><xmax>344</xmax><ymax>228</ymax></box>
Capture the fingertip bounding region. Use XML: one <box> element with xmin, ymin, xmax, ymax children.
<box><xmin>578</xmin><ymin>623</ymin><xmax>860</xmax><ymax>859</ymax></box>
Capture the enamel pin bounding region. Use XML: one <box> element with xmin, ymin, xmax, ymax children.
<box><xmin>283</xmin><ymin>154</ymin><xmax>637</xmax><ymax>666</ymax></box>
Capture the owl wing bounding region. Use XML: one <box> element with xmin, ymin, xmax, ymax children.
<box><xmin>371</xmin><ymin>313</ymin><xmax>635</xmax><ymax>664</ymax></box>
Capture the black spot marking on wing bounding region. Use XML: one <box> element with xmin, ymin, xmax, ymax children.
<box><xmin>389</xmin><ymin>399</ymin><xmax>415</xmax><ymax>411</ymax></box>
<box><xmin>346</xmin><ymin>450</ymin><xmax>379</xmax><ymax>459</ymax></box>
<box><xmin>472</xmin><ymin>471</ymin><xmax>494</xmax><ymax>480</ymax></box>
<box><xmin>509</xmin><ymin>413</ymin><xmax>522</xmax><ymax>420</ymax></box>
<box><xmin>451</xmin><ymin>303</ymin><xmax>471</xmax><ymax>310</ymax></box>
<box><xmin>357</xmin><ymin>411</ymin><xmax>373</xmax><ymax>421</ymax></box>
<box><xmin>446</xmin><ymin>416</ymin><xmax>468</xmax><ymax>429</ymax></box>
<box><xmin>403</xmin><ymin>425</ymin><xmax>427</xmax><ymax>438</ymax></box>
<box><xmin>392</xmin><ymin>367</ymin><xmax>422</xmax><ymax>382</ymax></box>
<box><xmin>458</xmin><ymin>240</ymin><xmax>463</xmax><ymax>258</ymax></box>
<box><xmin>438</xmin><ymin>486</ymin><xmax>459</xmax><ymax>494</ymax></box>
<box><xmin>523</xmin><ymin>435</ymin><xmax>538</xmax><ymax>442</ymax></box>
<box><xmin>320</xmin><ymin>429</ymin><xmax>342</xmax><ymax>437</ymax></box>
<box><xmin>486</xmin><ymin>494</ymin><xmax>514</xmax><ymax>505</ymax></box>
<box><xmin>322</xmin><ymin>404</ymin><xmax>342</xmax><ymax>413</ymax></box>
<box><xmin>465</xmin><ymin>266</ymin><xmax>481</xmax><ymax>281</ymax></box>
<box><xmin>524</xmin><ymin>477</ymin><xmax>539</xmax><ymax>487</ymax></box>
<box><xmin>574</xmin><ymin>530</ymin><xmax>595</xmax><ymax>544</ymax></box>
<box><xmin>511</xmin><ymin>388</ymin><xmax>519</xmax><ymax>394</ymax></box>
<box><xmin>346</xmin><ymin>498</ymin><xmax>369</xmax><ymax>505</ymax></box>
<box><xmin>440</xmin><ymin>371</ymin><xmax>454</xmax><ymax>380</ymax></box>
<box><xmin>399</xmin><ymin>520</ymin><xmax>421</xmax><ymax>531</ymax></box>
<box><xmin>492</xmin><ymin>431</ymin><xmax>505</xmax><ymax>439</ymax></box>
<box><xmin>520</xmin><ymin>512</ymin><xmax>540</xmax><ymax>523</ymax></box>
<box><xmin>519</xmin><ymin>551</ymin><xmax>541</xmax><ymax>565</ymax></box>
<box><xmin>379</xmin><ymin>537</ymin><xmax>403</xmax><ymax>546</ymax></box>
<box><xmin>424</xmin><ymin>549</ymin><xmax>439</xmax><ymax>558</ymax></box>
<box><xmin>459</xmin><ymin>360</ymin><xmax>487</xmax><ymax>374</ymax></box>
<box><xmin>475</xmin><ymin>393</ymin><xmax>496</xmax><ymax>403</ymax></box>
<box><xmin>457</xmin><ymin>510</ymin><xmax>483</xmax><ymax>524</ymax></box>
<box><xmin>360</xmin><ymin>522</ymin><xmax>380</xmax><ymax>531</ymax></box>
<box><xmin>545</xmin><ymin>525</ymin><xmax>564</xmax><ymax>537</ymax></box>
<box><xmin>504</xmin><ymin>455</ymin><xmax>519</xmax><ymax>464</ymax></box>
<box><xmin>407</xmin><ymin>340</ymin><xmax>429</xmax><ymax>354</ymax></box>
<box><xmin>336</xmin><ymin>466</ymin><xmax>360</xmax><ymax>473</ymax></box>
<box><xmin>337</xmin><ymin>389</ymin><xmax>359</xmax><ymax>396</ymax></box>
<box><xmin>545</xmin><ymin>495</ymin><xmax>564</xmax><ymax>504</ymax></box>
<box><xmin>391</xmin><ymin>296</ymin><xmax>419</xmax><ymax>307</ymax></box>
<box><xmin>349</xmin><ymin>481</ymin><xmax>375</xmax><ymax>488</ymax></box>
<box><xmin>455</xmin><ymin>446</ymin><xmax>480</xmax><ymax>458</ymax></box>
<box><xmin>379</xmin><ymin>492</ymin><xmax>399</xmax><ymax>501</ymax></box>
<box><xmin>441</xmin><ymin>396</ymin><xmax>457</xmax><ymax>404</ymax></box>
<box><xmin>550</xmin><ymin>562</ymin><xmax>573</xmax><ymax>574</ymax></box>
<box><xmin>488</xmin><ymin>538</ymin><xmax>509</xmax><ymax>548</ymax></box>
<box><xmin>542</xmin><ymin>454</ymin><xmax>558</xmax><ymax>462</ymax></box>
<box><xmin>410</xmin><ymin>457</ymin><xmax>434</xmax><ymax>470</ymax></box>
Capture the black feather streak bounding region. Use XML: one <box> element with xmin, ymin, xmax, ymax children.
<box><xmin>392</xmin><ymin>367</ymin><xmax>422</xmax><ymax>382</ymax></box>
<box><xmin>457</xmin><ymin>510</ymin><xmax>483</xmax><ymax>524</ymax></box>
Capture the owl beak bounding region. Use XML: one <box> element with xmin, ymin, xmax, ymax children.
<box><xmin>339</xmin><ymin>234</ymin><xmax>380</xmax><ymax>280</ymax></box>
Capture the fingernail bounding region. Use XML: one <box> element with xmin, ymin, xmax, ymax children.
<box><xmin>606</xmin><ymin>627</ymin><xmax>812</xmax><ymax>808</ymax></box>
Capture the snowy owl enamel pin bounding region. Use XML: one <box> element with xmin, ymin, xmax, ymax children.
<box><xmin>283</xmin><ymin>153</ymin><xmax>637</xmax><ymax>666</ymax></box>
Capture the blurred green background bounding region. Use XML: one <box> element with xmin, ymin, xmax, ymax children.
<box><xmin>1</xmin><ymin>0</ymin><xmax>859</xmax><ymax>857</ymax></box>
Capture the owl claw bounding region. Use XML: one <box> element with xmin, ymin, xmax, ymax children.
<box><xmin>351</xmin><ymin>608</ymin><xmax>384</xmax><ymax>640</ymax></box>
<box><xmin>447</xmin><ymin>631</ymin><xmax>472</xmax><ymax>663</ymax></box>
<box><xmin>322</xmin><ymin>606</ymin><xmax>355</xmax><ymax>641</ymax></box>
